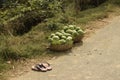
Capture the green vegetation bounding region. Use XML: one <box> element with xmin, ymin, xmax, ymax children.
<box><xmin>0</xmin><ymin>0</ymin><xmax>120</xmax><ymax>79</ymax></box>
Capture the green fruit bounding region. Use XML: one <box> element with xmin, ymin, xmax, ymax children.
<box><xmin>60</xmin><ymin>30</ymin><xmax>65</xmax><ymax>33</ymax></box>
<box><xmin>50</xmin><ymin>33</ymin><xmax>55</xmax><ymax>38</ymax></box>
<box><xmin>76</xmin><ymin>27</ymin><xmax>81</xmax><ymax>31</ymax></box>
<box><xmin>78</xmin><ymin>29</ymin><xmax>84</xmax><ymax>34</ymax></box>
<box><xmin>65</xmin><ymin>33</ymin><xmax>71</xmax><ymax>37</ymax></box>
<box><xmin>71</xmin><ymin>30</ymin><xmax>79</xmax><ymax>36</ymax></box>
<box><xmin>72</xmin><ymin>30</ymin><xmax>77</xmax><ymax>34</ymax></box>
<box><xmin>61</xmin><ymin>36</ymin><xmax>67</xmax><ymax>39</ymax></box>
<box><xmin>74</xmin><ymin>32</ymin><xmax>79</xmax><ymax>36</ymax></box>
<box><xmin>48</xmin><ymin>38</ymin><xmax>53</xmax><ymax>42</ymax></box>
<box><xmin>66</xmin><ymin>36</ymin><xmax>72</xmax><ymax>41</ymax></box>
<box><xmin>56</xmin><ymin>32</ymin><xmax>61</xmax><ymax>35</ymax></box>
<box><xmin>59</xmin><ymin>39</ymin><xmax>66</xmax><ymax>44</ymax></box>
<box><xmin>68</xmin><ymin>25</ymin><xmax>75</xmax><ymax>30</ymax></box>
<box><xmin>60</xmin><ymin>30</ymin><xmax>66</xmax><ymax>35</ymax></box>
<box><xmin>56</xmin><ymin>32</ymin><xmax>63</xmax><ymax>37</ymax></box>
<box><xmin>52</xmin><ymin>36</ymin><xmax>60</xmax><ymax>40</ymax></box>
<box><xmin>63</xmin><ymin>26</ymin><xmax>69</xmax><ymax>31</ymax></box>
<box><xmin>66</xmin><ymin>29</ymin><xmax>73</xmax><ymax>34</ymax></box>
<box><xmin>51</xmin><ymin>40</ymin><xmax>60</xmax><ymax>45</ymax></box>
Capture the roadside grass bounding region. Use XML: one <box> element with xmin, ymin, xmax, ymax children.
<box><xmin>0</xmin><ymin>60</ymin><xmax>11</xmax><ymax>80</ymax></box>
<box><xmin>0</xmin><ymin>0</ymin><xmax>120</xmax><ymax>80</ymax></box>
<box><xmin>75</xmin><ymin>1</ymin><xmax>120</xmax><ymax>25</ymax></box>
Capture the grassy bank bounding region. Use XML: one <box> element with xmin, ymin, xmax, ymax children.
<box><xmin>0</xmin><ymin>0</ymin><xmax>120</xmax><ymax>80</ymax></box>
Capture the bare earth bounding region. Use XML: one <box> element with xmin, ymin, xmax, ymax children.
<box><xmin>10</xmin><ymin>16</ymin><xmax>120</xmax><ymax>80</ymax></box>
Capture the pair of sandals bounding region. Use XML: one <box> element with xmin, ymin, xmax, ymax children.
<box><xmin>32</xmin><ymin>62</ymin><xmax>52</xmax><ymax>72</ymax></box>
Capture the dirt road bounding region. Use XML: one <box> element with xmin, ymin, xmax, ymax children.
<box><xmin>10</xmin><ymin>16</ymin><xmax>120</xmax><ymax>80</ymax></box>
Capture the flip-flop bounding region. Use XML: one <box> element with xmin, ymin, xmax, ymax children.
<box><xmin>32</xmin><ymin>64</ymin><xmax>47</xmax><ymax>72</ymax></box>
<box><xmin>41</xmin><ymin>62</ymin><xmax>52</xmax><ymax>71</ymax></box>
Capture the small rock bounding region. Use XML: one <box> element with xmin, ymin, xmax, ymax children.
<box><xmin>48</xmin><ymin>74</ymin><xmax>56</xmax><ymax>77</ymax></box>
<box><xmin>7</xmin><ymin>61</ymin><xmax>11</xmax><ymax>64</ymax></box>
<box><xmin>99</xmin><ymin>53</ymin><xmax>102</xmax><ymax>55</ymax></box>
<box><xmin>0</xmin><ymin>73</ymin><xmax>2</xmax><ymax>76</ymax></box>
<box><xmin>51</xmin><ymin>57</ymin><xmax>56</xmax><ymax>60</ymax></box>
<box><xmin>12</xmin><ymin>66</ymin><xmax>15</xmax><ymax>69</ymax></box>
<box><xmin>10</xmin><ymin>74</ymin><xmax>16</xmax><ymax>77</ymax></box>
<box><xmin>93</xmin><ymin>48</ymin><xmax>98</xmax><ymax>51</ymax></box>
<box><xmin>86</xmin><ymin>62</ymin><xmax>89</xmax><ymax>64</ymax></box>
<box><xmin>87</xmin><ymin>53</ymin><xmax>92</xmax><ymax>55</ymax></box>
<box><xmin>74</xmin><ymin>54</ymin><xmax>77</xmax><ymax>56</ymax></box>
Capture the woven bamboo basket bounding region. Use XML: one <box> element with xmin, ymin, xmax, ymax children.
<box><xmin>49</xmin><ymin>42</ymin><xmax>73</xmax><ymax>51</ymax></box>
<box><xmin>74</xmin><ymin>34</ymin><xmax>84</xmax><ymax>43</ymax></box>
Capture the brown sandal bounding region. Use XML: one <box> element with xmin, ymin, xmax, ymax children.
<box><xmin>41</xmin><ymin>62</ymin><xmax>52</xmax><ymax>71</ymax></box>
<box><xmin>32</xmin><ymin>64</ymin><xmax>47</xmax><ymax>72</ymax></box>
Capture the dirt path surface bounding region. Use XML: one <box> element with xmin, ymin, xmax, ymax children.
<box><xmin>10</xmin><ymin>16</ymin><xmax>120</xmax><ymax>80</ymax></box>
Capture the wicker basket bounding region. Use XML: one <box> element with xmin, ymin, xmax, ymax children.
<box><xmin>74</xmin><ymin>35</ymin><xmax>84</xmax><ymax>43</ymax></box>
<box><xmin>49</xmin><ymin>42</ymin><xmax>73</xmax><ymax>51</ymax></box>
